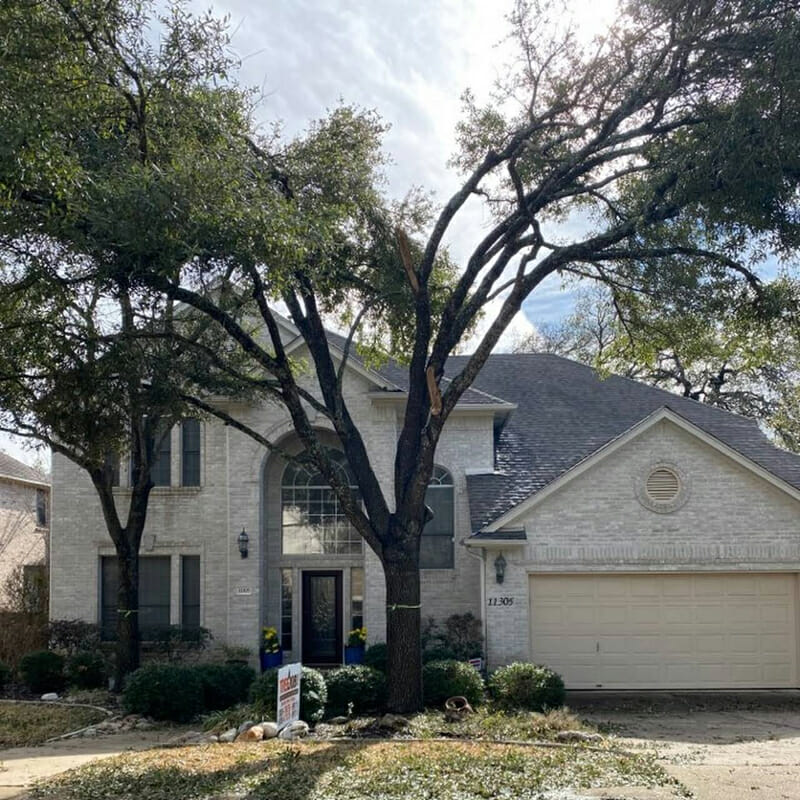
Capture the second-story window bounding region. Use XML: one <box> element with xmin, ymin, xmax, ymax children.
<box><xmin>35</xmin><ymin>489</ymin><xmax>47</xmax><ymax>527</ymax></box>
<box><xmin>181</xmin><ymin>419</ymin><xmax>201</xmax><ymax>487</ymax></box>
<box><xmin>150</xmin><ymin>425</ymin><xmax>171</xmax><ymax>487</ymax></box>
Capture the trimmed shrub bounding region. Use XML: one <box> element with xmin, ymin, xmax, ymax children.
<box><xmin>325</xmin><ymin>665</ymin><xmax>387</xmax><ymax>716</ymax></box>
<box><xmin>488</xmin><ymin>662</ymin><xmax>565</xmax><ymax>711</ymax></box>
<box><xmin>19</xmin><ymin>650</ymin><xmax>65</xmax><ymax>693</ymax></box>
<box><xmin>66</xmin><ymin>650</ymin><xmax>107</xmax><ymax>690</ymax></box>
<box><xmin>250</xmin><ymin>666</ymin><xmax>327</xmax><ymax>724</ymax></box>
<box><xmin>123</xmin><ymin>663</ymin><xmax>204</xmax><ymax>722</ymax></box>
<box><xmin>363</xmin><ymin>642</ymin><xmax>387</xmax><ymax>673</ymax></box>
<box><xmin>0</xmin><ymin>661</ymin><xmax>11</xmax><ymax>691</ymax></box>
<box><xmin>422</xmin><ymin>614</ymin><xmax>483</xmax><ymax>663</ymax></box>
<box><xmin>194</xmin><ymin>662</ymin><xmax>255</xmax><ymax>711</ymax></box>
<box><xmin>422</xmin><ymin>659</ymin><xmax>484</xmax><ymax>708</ymax></box>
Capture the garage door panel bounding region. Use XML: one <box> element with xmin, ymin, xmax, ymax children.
<box><xmin>530</xmin><ymin>573</ymin><xmax>798</xmax><ymax>689</ymax></box>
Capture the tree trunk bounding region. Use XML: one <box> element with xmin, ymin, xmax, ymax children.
<box><xmin>384</xmin><ymin>556</ymin><xmax>422</xmax><ymax>713</ymax></box>
<box><xmin>114</xmin><ymin>538</ymin><xmax>140</xmax><ymax>689</ymax></box>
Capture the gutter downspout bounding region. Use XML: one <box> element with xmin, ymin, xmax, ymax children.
<box><xmin>464</xmin><ymin>539</ymin><xmax>488</xmax><ymax>668</ymax></box>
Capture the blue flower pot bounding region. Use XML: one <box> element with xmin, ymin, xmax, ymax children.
<box><xmin>344</xmin><ymin>645</ymin><xmax>364</xmax><ymax>665</ymax></box>
<box><xmin>260</xmin><ymin>649</ymin><xmax>283</xmax><ymax>672</ymax></box>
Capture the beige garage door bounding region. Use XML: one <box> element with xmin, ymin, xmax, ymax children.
<box><xmin>530</xmin><ymin>573</ymin><xmax>799</xmax><ymax>689</ymax></box>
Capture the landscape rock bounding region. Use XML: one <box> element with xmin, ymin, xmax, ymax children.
<box><xmin>378</xmin><ymin>713</ymin><xmax>409</xmax><ymax>731</ymax></box>
<box><xmin>236</xmin><ymin>724</ymin><xmax>264</xmax><ymax>742</ymax></box>
<box><xmin>555</xmin><ymin>730</ymin><xmax>604</xmax><ymax>744</ymax></box>
<box><xmin>278</xmin><ymin>720</ymin><xmax>309</xmax><ymax>740</ymax></box>
<box><xmin>260</xmin><ymin>721</ymin><xmax>279</xmax><ymax>740</ymax></box>
<box><xmin>237</xmin><ymin>720</ymin><xmax>256</xmax><ymax>735</ymax></box>
<box><xmin>327</xmin><ymin>716</ymin><xmax>349</xmax><ymax>725</ymax></box>
<box><xmin>40</xmin><ymin>693</ymin><xmax>59</xmax><ymax>701</ymax></box>
<box><xmin>218</xmin><ymin>727</ymin><xmax>237</xmax><ymax>743</ymax></box>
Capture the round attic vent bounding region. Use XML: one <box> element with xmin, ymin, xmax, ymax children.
<box><xmin>645</xmin><ymin>467</ymin><xmax>680</xmax><ymax>503</ymax></box>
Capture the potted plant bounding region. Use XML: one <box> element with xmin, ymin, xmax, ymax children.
<box><xmin>259</xmin><ymin>626</ymin><xmax>282</xmax><ymax>672</ymax></box>
<box><xmin>344</xmin><ymin>627</ymin><xmax>367</xmax><ymax>664</ymax></box>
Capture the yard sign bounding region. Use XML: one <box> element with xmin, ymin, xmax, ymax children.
<box><xmin>276</xmin><ymin>662</ymin><xmax>301</xmax><ymax>729</ymax></box>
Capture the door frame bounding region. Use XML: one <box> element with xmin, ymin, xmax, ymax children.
<box><xmin>301</xmin><ymin>569</ymin><xmax>343</xmax><ymax>666</ymax></box>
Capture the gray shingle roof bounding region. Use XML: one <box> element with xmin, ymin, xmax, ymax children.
<box><xmin>435</xmin><ymin>354</ymin><xmax>800</xmax><ymax>531</ymax></box>
<box><xmin>0</xmin><ymin>451</ymin><xmax>47</xmax><ymax>485</ymax></box>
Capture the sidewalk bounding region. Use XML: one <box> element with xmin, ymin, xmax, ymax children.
<box><xmin>0</xmin><ymin>727</ymin><xmax>188</xmax><ymax>799</ymax></box>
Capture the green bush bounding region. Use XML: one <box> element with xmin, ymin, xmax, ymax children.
<box><xmin>363</xmin><ymin>642</ymin><xmax>387</xmax><ymax>673</ymax></box>
<box><xmin>249</xmin><ymin>666</ymin><xmax>327</xmax><ymax>724</ymax></box>
<box><xmin>66</xmin><ymin>651</ymin><xmax>107</xmax><ymax>690</ymax></box>
<box><xmin>422</xmin><ymin>659</ymin><xmax>484</xmax><ymax>708</ymax></box>
<box><xmin>122</xmin><ymin>663</ymin><xmax>204</xmax><ymax>722</ymax></box>
<box><xmin>325</xmin><ymin>665</ymin><xmax>387</xmax><ymax>716</ymax></box>
<box><xmin>422</xmin><ymin>614</ymin><xmax>483</xmax><ymax>663</ymax></box>
<box><xmin>19</xmin><ymin>650</ymin><xmax>65</xmax><ymax>694</ymax></box>
<box><xmin>193</xmin><ymin>662</ymin><xmax>255</xmax><ymax>711</ymax></box>
<box><xmin>0</xmin><ymin>661</ymin><xmax>11</xmax><ymax>690</ymax></box>
<box><xmin>488</xmin><ymin>662</ymin><xmax>565</xmax><ymax>711</ymax></box>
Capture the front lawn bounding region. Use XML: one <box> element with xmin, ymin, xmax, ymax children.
<box><xmin>30</xmin><ymin>740</ymin><xmax>683</xmax><ymax>800</ymax></box>
<box><xmin>0</xmin><ymin>701</ymin><xmax>107</xmax><ymax>747</ymax></box>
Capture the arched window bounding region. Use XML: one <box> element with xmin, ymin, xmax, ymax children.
<box><xmin>421</xmin><ymin>465</ymin><xmax>454</xmax><ymax>569</ymax></box>
<box><xmin>281</xmin><ymin>450</ymin><xmax>363</xmax><ymax>555</ymax></box>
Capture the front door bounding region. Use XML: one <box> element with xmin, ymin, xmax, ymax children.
<box><xmin>301</xmin><ymin>570</ymin><xmax>343</xmax><ymax>665</ymax></box>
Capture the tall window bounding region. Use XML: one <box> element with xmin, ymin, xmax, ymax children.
<box><xmin>181</xmin><ymin>556</ymin><xmax>200</xmax><ymax>630</ymax></box>
<box><xmin>181</xmin><ymin>419</ymin><xmax>201</xmax><ymax>486</ymax></box>
<box><xmin>351</xmin><ymin>567</ymin><xmax>364</xmax><ymax>631</ymax></box>
<box><xmin>281</xmin><ymin>451</ymin><xmax>362</xmax><ymax>555</ymax></box>
<box><xmin>150</xmin><ymin>425</ymin><xmax>172</xmax><ymax>487</ymax></box>
<box><xmin>420</xmin><ymin>466</ymin><xmax>454</xmax><ymax>569</ymax></box>
<box><xmin>35</xmin><ymin>489</ymin><xmax>47</xmax><ymax>527</ymax></box>
<box><xmin>280</xmin><ymin>568</ymin><xmax>293</xmax><ymax>651</ymax></box>
<box><xmin>101</xmin><ymin>556</ymin><xmax>171</xmax><ymax>639</ymax></box>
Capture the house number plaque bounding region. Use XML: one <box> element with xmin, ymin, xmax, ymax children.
<box><xmin>487</xmin><ymin>596</ymin><xmax>514</xmax><ymax>607</ymax></box>
<box><xmin>235</xmin><ymin>586</ymin><xmax>253</xmax><ymax>596</ymax></box>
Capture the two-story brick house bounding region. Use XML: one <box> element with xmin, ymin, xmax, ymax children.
<box><xmin>50</xmin><ymin>317</ymin><xmax>800</xmax><ymax>689</ymax></box>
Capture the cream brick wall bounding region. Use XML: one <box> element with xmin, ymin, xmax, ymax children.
<box><xmin>484</xmin><ymin>418</ymin><xmax>800</xmax><ymax>668</ymax></box>
<box><xmin>50</xmin><ymin>357</ymin><xmax>493</xmax><ymax>659</ymax></box>
<box><xmin>0</xmin><ymin>479</ymin><xmax>48</xmax><ymax>607</ymax></box>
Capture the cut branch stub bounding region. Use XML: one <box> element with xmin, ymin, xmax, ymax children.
<box><xmin>395</xmin><ymin>227</ymin><xmax>420</xmax><ymax>295</ymax></box>
<box><xmin>426</xmin><ymin>366</ymin><xmax>442</xmax><ymax>416</ymax></box>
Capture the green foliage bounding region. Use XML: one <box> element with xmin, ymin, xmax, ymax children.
<box><xmin>488</xmin><ymin>663</ymin><xmax>565</xmax><ymax>712</ymax></box>
<box><xmin>122</xmin><ymin>663</ymin><xmax>204</xmax><ymax>722</ymax></box>
<box><xmin>249</xmin><ymin>666</ymin><xmax>327</xmax><ymax>724</ymax></box>
<box><xmin>151</xmin><ymin>626</ymin><xmax>213</xmax><ymax>662</ymax></box>
<box><xmin>325</xmin><ymin>666</ymin><xmax>387</xmax><ymax>716</ymax></box>
<box><xmin>422</xmin><ymin>614</ymin><xmax>483</xmax><ymax>663</ymax></box>
<box><xmin>65</xmin><ymin>651</ymin><xmax>107</xmax><ymax>690</ymax></box>
<box><xmin>193</xmin><ymin>663</ymin><xmax>255</xmax><ymax>711</ymax></box>
<box><xmin>19</xmin><ymin>650</ymin><xmax>65</xmax><ymax>694</ymax></box>
<box><xmin>48</xmin><ymin>621</ymin><xmax>102</xmax><ymax>658</ymax></box>
<box><xmin>363</xmin><ymin>643</ymin><xmax>387</xmax><ymax>673</ymax></box>
<box><xmin>0</xmin><ymin>661</ymin><xmax>11</xmax><ymax>690</ymax></box>
<box><xmin>422</xmin><ymin>660</ymin><xmax>484</xmax><ymax>709</ymax></box>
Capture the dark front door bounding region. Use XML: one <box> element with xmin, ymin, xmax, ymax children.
<box><xmin>302</xmin><ymin>571</ymin><xmax>343</xmax><ymax>665</ymax></box>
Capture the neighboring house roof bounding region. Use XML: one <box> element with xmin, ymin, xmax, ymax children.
<box><xmin>0</xmin><ymin>451</ymin><xmax>48</xmax><ymax>488</ymax></box>
<box><xmin>437</xmin><ymin>353</ymin><xmax>800</xmax><ymax>532</ymax></box>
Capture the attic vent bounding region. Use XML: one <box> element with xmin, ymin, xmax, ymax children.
<box><xmin>646</xmin><ymin>468</ymin><xmax>680</xmax><ymax>503</ymax></box>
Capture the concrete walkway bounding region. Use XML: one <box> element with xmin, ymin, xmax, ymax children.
<box><xmin>0</xmin><ymin>727</ymin><xmax>187</xmax><ymax>799</ymax></box>
<box><xmin>574</xmin><ymin>691</ymin><xmax>800</xmax><ymax>800</ymax></box>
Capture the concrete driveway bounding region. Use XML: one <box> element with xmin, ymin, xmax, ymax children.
<box><xmin>572</xmin><ymin>691</ymin><xmax>800</xmax><ymax>800</ymax></box>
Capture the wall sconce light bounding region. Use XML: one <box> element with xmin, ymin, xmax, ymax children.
<box><xmin>237</xmin><ymin>528</ymin><xmax>249</xmax><ymax>559</ymax></box>
<box><xmin>494</xmin><ymin>552</ymin><xmax>507</xmax><ymax>584</ymax></box>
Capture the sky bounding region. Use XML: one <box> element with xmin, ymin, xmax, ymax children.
<box><xmin>2</xmin><ymin>0</ymin><xmax>620</xmax><ymax>466</ymax></box>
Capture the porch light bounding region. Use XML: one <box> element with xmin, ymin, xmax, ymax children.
<box><xmin>237</xmin><ymin>528</ymin><xmax>249</xmax><ymax>559</ymax></box>
<box><xmin>494</xmin><ymin>552</ymin><xmax>507</xmax><ymax>584</ymax></box>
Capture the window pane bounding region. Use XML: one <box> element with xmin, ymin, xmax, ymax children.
<box><xmin>421</xmin><ymin>469</ymin><xmax>454</xmax><ymax>569</ymax></box>
<box><xmin>101</xmin><ymin>556</ymin><xmax>171</xmax><ymax>640</ymax></box>
<box><xmin>281</xmin><ymin>568</ymin><xmax>293</xmax><ymax>651</ymax></box>
<box><xmin>350</xmin><ymin>567</ymin><xmax>364</xmax><ymax>631</ymax></box>
<box><xmin>35</xmin><ymin>490</ymin><xmax>47</xmax><ymax>527</ymax></box>
<box><xmin>181</xmin><ymin>420</ymin><xmax>201</xmax><ymax>486</ymax></box>
<box><xmin>181</xmin><ymin>556</ymin><xmax>200</xmax><ymax>630</ymax></box>
<box><xmin>151</xmin><ymin>427</ymin><xmax>171</xmax><ymax>487</ymax></box>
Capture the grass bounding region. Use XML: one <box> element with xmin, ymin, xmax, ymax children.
<box><xmin>29</xmin><ymin>739</ymin><xmax>684</xmax><ymax>800</ymax></box>
<box><xmin>0</xmin><ymin>701</ymin><xmax>107</xmax><ymax>747</ymax></box>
